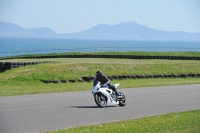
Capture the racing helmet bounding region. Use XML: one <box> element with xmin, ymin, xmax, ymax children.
<box><xmin>95</xmin><ymin>71</ymin><xmax>102</xmax><ymax>79</ymax></box>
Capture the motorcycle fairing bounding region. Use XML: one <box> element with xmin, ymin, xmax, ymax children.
<box><xmin>98</xmin><ymin>88</ymin><xmax>119</xmax><ymax>105</ymax></box>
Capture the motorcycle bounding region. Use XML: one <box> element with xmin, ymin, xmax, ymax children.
<box><xmin>91</xmin><ymin>82</ymin><xmax>126</xmax><ymax>108</ymax></box>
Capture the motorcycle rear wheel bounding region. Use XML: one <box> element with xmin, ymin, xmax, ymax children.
<box><xmin>94</xmin><ymin>93</ymin><xmax>107</xmax><ymax>108</ymax></box>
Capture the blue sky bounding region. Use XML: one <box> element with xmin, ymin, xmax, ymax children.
<box><xmin>0</xmin><ymin>0</ymin><xmax>200</xmax><ymax>33</ymax></box>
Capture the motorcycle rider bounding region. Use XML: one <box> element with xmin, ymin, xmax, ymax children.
<box><xmin>94</xmin><ymin>71</ymin><xmax>119</xmax><ymax>97</ymax></box>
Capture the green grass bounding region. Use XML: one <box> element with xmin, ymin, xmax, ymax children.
<box><xmin>1</xmin><ymin>78</ymin><xmax>200</xmax><ymax>96</ymax></box>
<box><xmin>1</xmin><ymin>58</ymin><xmax>200</xmax><ymax>64</ymax></box>
<box><xmin>1</xmin><ymin>51</ymin><xmax>200</xmax><ymax>60</ymax></box>
<box><xmin>46</xmin><ymin>110</ymin><xmax>200</xmax><ymax>133</ymax></box>
<box><xmin>0</xmin><ymin>58</ymin><xmax>200</xmax><ymax>96</ymax></box>
<box><xmin>0</xmin><ymin>59</ymin><xmax>200</xmax><ymax>81</ymax></box>
<box><xmin>78</xmin><ymin>51</ymin><xmax>200</xmax><ymax>57</ymax></box>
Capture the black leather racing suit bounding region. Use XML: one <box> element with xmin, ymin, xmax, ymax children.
<box><xmin>93</xmin><ymin>76</ymin><xmax>118</xmax><ymax>94</ymax></box>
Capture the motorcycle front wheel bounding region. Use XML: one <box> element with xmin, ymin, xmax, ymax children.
<box><xmin>118</xmin><ymin>92</ymin><xmax>126</xmax><ymax>107</ymax></box>
<box><xmin>94</xmin><ymin>93</ymin><xmax>107</xmax><ymax>108</ymax></box>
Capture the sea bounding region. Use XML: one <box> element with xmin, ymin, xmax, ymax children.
<box><xmin>0</xmin><ymin>38</ymin><xmax>200</xmax><ymax>57</ymax></box>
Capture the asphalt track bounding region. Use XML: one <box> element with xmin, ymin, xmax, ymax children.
<box><xmin>0</xmin><ymin>84</ymin><xmax>200</xmax><ymax>133</ymax></box>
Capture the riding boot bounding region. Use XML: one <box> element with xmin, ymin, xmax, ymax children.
<box><xmin>115</xmin><ymin>90</ymin><xmax>119</xmax><ymax>95</ymax></box>
<box><xmin>115</xmin><ymin>90</ymin><xmax>118</xmax><ymax>99</ymax></box>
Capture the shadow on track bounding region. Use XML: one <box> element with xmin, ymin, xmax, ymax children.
<box><xmin>69</xmin><ymin>105</ymin><xmax>119</xmax><ymax>108</ymax></box>
<box><xmin>70</xmin><ymin>106</ymin><xmax>99</xmax><ymax>108</ymax></box>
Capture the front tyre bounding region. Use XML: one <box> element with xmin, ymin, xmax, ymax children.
<box><xmin>118</xmin><ymin>92</ymin><xmax>126</xmax><ymax>107</ymax></box>
<box><xmin>94</xmin><ymin>93</ymin><xmax>107</xmax><ymax>108</ymax></box>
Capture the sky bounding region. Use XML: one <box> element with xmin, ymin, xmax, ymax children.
<box><xmin>0</xmin><ymin>0</ymin><xmax>200</xmax><ymax>33</ymax></box>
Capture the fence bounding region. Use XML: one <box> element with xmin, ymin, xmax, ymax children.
<box><xmin>0</xmin><ymin>47</ymin><xmax>200</xmax><ymax>58</ymax></box>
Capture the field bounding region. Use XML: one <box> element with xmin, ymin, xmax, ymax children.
<box><xmin>0</xmin><ymin>57</ymin><xmax>200</xmax><ymax>96</ymax></box>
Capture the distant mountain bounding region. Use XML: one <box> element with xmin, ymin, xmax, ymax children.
<box><xmin>1</xmin><ymin>21</ymin><xmax>200</xmax><ymax>41</ymax></box>
<box><xmin>61</xmin><ymin>22</ymin><xmax>200</xmax><ymax>41</ymax></box>
<box><xmin>0</xmin><ymin>22</ymin><xmax>57</xmax><ymax>38</ymax></box>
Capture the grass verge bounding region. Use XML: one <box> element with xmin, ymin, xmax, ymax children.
<box><xmin>0</xmin><ymin>78</ymin><xmax>200</xmax><ymax>96</ymax></box>
<box><xmin>1</xmin><ymin>51</ymin><xmax>200</xmax><ymax>60</ymax></box>
<box><xmin>1</xmin><ymin>58</ymin><xmax>200</xmax><ymax>64</ymax></box>
<box><xmin>0</xmin><ymin>59</ymin><xmax>200</xmax><ymax>81</ymax></box>
<box><xmin>0</xmin><ymin>58</ymin><xmax>200</xmax><ymax>96</ymax></box>
<box><xmin>46</xmin><ymin>110</ymin><xmax>200</xmax><ymax>133</ymax></box>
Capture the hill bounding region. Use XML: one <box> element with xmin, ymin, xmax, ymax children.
<box><xmin>0</xmin><ymin>22</ymin><xmax>57</xmax><ymax>38</ymax></box>
<box><xmin>1</xmin><ymin>21</ymin><xmax>200</xmax><ymax>40</ymax></box>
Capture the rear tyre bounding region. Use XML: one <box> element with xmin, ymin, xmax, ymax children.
<box><xmin>94</xmin><ymin>93</ymin><xmax>107</xmax><ymax>108</ymax></box>
<box><xmin>118</xmin><ymin>92</ymin><xmax>126</xmax><ymax>107</ymax></box>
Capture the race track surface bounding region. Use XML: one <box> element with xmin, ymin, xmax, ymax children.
<box><xmin>0</xmin><ymin>84</ymin><xmax>200</xmax><ymax>133</ymax></box>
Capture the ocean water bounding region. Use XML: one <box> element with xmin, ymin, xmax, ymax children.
<box><xmin>0</xmin><ymin>38</ymin><xmax>200</xmax><ymax>57</ymax></box>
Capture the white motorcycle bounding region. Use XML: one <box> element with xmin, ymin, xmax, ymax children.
<box><xmin>92</xmin><ymin>82</ymin><xmax>126</xmax><ymax>108</ymax></box>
